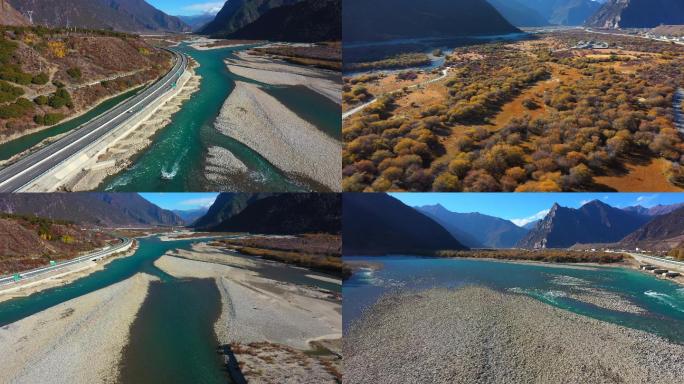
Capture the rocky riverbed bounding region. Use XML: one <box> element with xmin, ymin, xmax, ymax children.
<box><xmin>214</xmin><ymin>80</ymin><xmax>341</xmax><ymax>191</ymax></box>
<box><xmin>344</xmin><ymin>286</ymin><xmax>684</xmax><ymax>384</ymax></box>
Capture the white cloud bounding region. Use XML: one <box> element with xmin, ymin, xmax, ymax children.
<box><xmin>635</xmin><ymin>195</ymin><xmax>658</xmax><ymax>205</ymax></box>
<box><xmin>179</xmin><ymin>196</ymin><xmax>217</xmax><ymax>208</ymax></box>
<box><xmin>511</xmin><ymin>209</ymin><xmax>550</xmax><ymax>227</ymax></box>
<box><xmin>182</xmin><ymin>1</ymin><xmax>225</xmax><ymax>15</ymax></box>
<box><xmin>580</xmin><ymin>199</ymin><xmax>591</xmax><ymax>206</ymax></box>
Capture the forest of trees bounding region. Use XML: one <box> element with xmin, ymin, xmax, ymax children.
<box><xmin>437</xmin><ymin>249</ymin><xmax>626</xmax><ymax>264</ymax></box>
<box><xmin>343</xmin><ymin>36</ymin><xmax>684</xmax><ymax>192</ymax></box>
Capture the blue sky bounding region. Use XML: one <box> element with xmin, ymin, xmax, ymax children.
<box><xmin>140</xmin><ymin>193</ymin><xmax>218</xmax><ymax>210</ymax></box>
<box><xmin>391</xmin><ymin>193</ymin><xmax>684</xmax><ymax>227</ymax></box>
<box><xmin>148</xmin><ymin>0</ymin><xmax>225</xmax><ymax>16</ymax></box>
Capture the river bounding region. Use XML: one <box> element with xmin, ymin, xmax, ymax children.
<box><xmin>343</xmin><ymin>256</ymin><xmax>684</xmax><ymax>344</ymax></box>
<box><xmin>0</xmin><ymin>236</ymin><xmax>340</xmax><ymax>383</ymax></box>
<box><xmin>102</xmin><ymin>43</ymin><xmax>339</xmax><ymax>192</ymax></box>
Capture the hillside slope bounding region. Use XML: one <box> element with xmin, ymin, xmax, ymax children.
<box><xmin>487</xmin><ymin>0</ymin><xmax>549</xmax><ymax>27</ymax></box>
<box><xmin>0</xmin><ymin>193</ymin><xmax>184</xmax><ymax>226</ymax></box>
<box><xmin>343</xmin><ymin>0</ymin><xmax>520</xmax><ymax>43</ymax></box>
<box><xmin>620</xmin><ymin>207</ymin><xmax>684</xmax><ymax>250</ymax></box>
<box><xmin>517</xmin><ymin>200</ymin><xmax>650</xmax><ymax>249</ymax></box>
<box><xmin>418</xmin><ymin>204</ymin><xmax>528</xmax><ymax>248</ymax></box>
<box><xmin>193</xmin><ymin>193</ymin><xmax>271</xmax><ymax>230</ymax></box>
<box><xmin>517</xmin><ymin>0</ymin><xmax>602</xmax><ymax>26</ymax></box>
<box><xmin>226</xmin><ymin>0</ymin><xmax>340</xmax><ymax>42</ymax></box>
<box><xmin>199</xmin><ymin>0</ymin><xmax>301</xmax><ymax>36</ymax></box>
<box><xmin>8</xmin><ymin>0</ymin><xmax>188</xmax><ymax>32</ymax></box>
<box><xmin>0</xmin><ymin>27</ymin><xmax>172</xmax><ymax>141</ymax></box>
<box><xmin>586</xmin><ymin>0</ymin><xmax>684</xmax><ymax>29</ymax></box>
<box><xmin>207</xmin><ymin>193</ymin><xmax>341</xmax><ymax>234</ymax></box>
<box><xmin>0</xmin><ymin>214</ymin><xmax>114</xmax><ymax>273</ymax></box>
<box><xmin>343</xmin><ymin>193</ymin><xmax>466</xmax><ymax>255</ymax></box>
<box><xmin>0</xmin><ymin>0</ymin><xmax>28</xmax><ymax>26</ymax></box>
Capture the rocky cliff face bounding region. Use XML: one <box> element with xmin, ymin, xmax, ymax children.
<box><xmin>586</xmin><ymin>0</ymin><xmax>684</xmax><ymax>29</ymax></box>
<box><xmin>517</xmin><ymin>200</ymin><xmax>650</xmax><ymax>249</ymax></box>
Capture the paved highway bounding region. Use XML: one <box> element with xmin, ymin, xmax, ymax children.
<box><xmin>0</xmin><ymin>237</ymin><xmax>132</xmax><ymax>287</ymax></box>
<box><xmin>0</xmin><ymin>48</ymin><xmax>188</xmax><ymax>192</ymax></box>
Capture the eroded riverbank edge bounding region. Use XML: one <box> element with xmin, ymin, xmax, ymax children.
<box><xmin>154</xmin><ymin>242</ymin><xmax>342</xmax><ymax>383</ymax></box>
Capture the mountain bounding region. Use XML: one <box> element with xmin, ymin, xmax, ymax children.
<box><xmin>342</xmin><ymin>0</ymin><xmax>520</xmax><ymax>43</ymax></box>
<box><xmin>517</xmin><ymin>200</ymin><xmax>650</xmax><ymax>249</ymax></box>
<box><xmin>0</xmin><ymin>0</ymin><xmax>28</xmax><ymax>26</ymax></box>
<box><xmin>193</xmin><ymin>193</ymin><xmax>271</xmax><ymax>230</ymax></box>
<box><xmin>417</xmin><ymin>204</ymin><xmax>528</xmax><ymax>248</ymax></box>
<box><xmin>343</xmin><ymin>193</ymin><xmax>466</xmax><ymax>255</ymax></box>
<box><xmin>515</xmin><ymin>0</ymin><xmax>603</xmax><ymax>26</ymax></box>
<box><xmin>8</xmin><ymin>0</ymin><xmax>189</xmax><ymax>32</ymax></box>
<box><xmin>226</xmin><ymin>0</ymin><xmax>340</xmax><ymax>42</ymax></box>
<box><xmin>487</xmin><ymin>0</ymin><xmax>550</xmax><ymax>27</ymax></box>
<box><xmin>620</xmin><ymin>206</ymin><xmax>684</xmax><ymax>250</ymax></box>
<box><xmin>0</xmin><ymin>193</ymin><xmax>184</xmax><ymax>227</ymax></box>
<box><xmin>172</xmin><ymin>208</ymin><xmax>209</xmax><ymax>225</ymax></box>
<box><xmin>177</xmin><ymin>14</ymin><xmax>216</xmax><ymax>31</ymax></box>
<box><xmin>586</xmin><ymin>0</ymin><xmax>684</xmax><ymax>29</ymax></box>
<box><xmin>623</xmin><ymin>203</ymin><xmax>684</xmax><ymax>217</ymax></box>
<box><xmin>199</xmin><ymin>0</ymin><xmax>301</xmax><ymax>36</ymax></box>
<box><xmin>206</xmin><ymin>194</ymin><xmax>341</xmax><ymax>234</ymax></box>
<box><xmin>523</xmin><ymin>220</ymin><xmax>540</xmax><ymax>230</ymax></box>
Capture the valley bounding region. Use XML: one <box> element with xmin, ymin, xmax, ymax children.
<box><xmin>0</xmin><ymin>192</ymin><xmax>342</xmax><ymax>384</ymax></box>
<box><xmin>343</xmin><ymin>29</ymin><xmax>684</xmax><ymax>192</ymax></box>
<box><xmin>343</xmin><ymin>192</ymin><xmax>684</xmax><ymax>383</ymax></box>
<box><xmin>0</xmin><ymin>0</ymin><xmax>342</xmax><ymax>193</ymax></box>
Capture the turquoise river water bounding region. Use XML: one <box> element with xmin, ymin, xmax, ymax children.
<box><xmin>343</xmin><ymin>256</ymin><xmax>684</xmax><ymax>344</ymax></box>
<box><xmin>0</xmin><ymin>236</ymin><xmax>340</xmax><ymax>383</ymax></box>
<box><xmin>102</xmin><ymin>43</ymin><xmax>340</xmax><ymax>192</ymax></box>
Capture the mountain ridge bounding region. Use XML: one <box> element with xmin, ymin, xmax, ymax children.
<box><xmin>343</xmin><ymin>193</ymin><xmax>466</xmax><ymax>255</ymax></box>
<box><xmin>7</xmin><ymin>0</ymin><xmax>189</xmax><ymax>32</ymax></box>
<box><xmin>586</xmin><ymin>0</ymin><xmax>684</xmax><ymax>29</ymax></box>
<box><xmin>343</xmin><ymin>0</ymin><xmax>521</xmax><ymax>43</ymax></box>
<box><xmin>517</xmin><ymin>200</ymin><xmax>650</xmax><ymax>249</ymax></box>
<box><xmin>0</xmin><ymin>193</ymin><xmax>184</xmax><ymax>227</ymax></box>
<box><xmin>417</xmin><ymin>204</ymin><xmax>528</xmax><ymax>248</ymax></box>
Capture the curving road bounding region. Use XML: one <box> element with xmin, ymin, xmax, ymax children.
<box><xmin>0</xmin><ymin>48</ymin><xmax>188</xmax><ymax>192</ymax></box>
<box><xmin>0</xmin><ymin>237</ymin><xmax>132</xmax><ymax>287</ymax></box>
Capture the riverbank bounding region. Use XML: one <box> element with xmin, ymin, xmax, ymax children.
<box><xmin>188</xmin><ymin>37</ymin><xmax>259</xmax><ymax>51</ymax></box>
<box><xmin>344</xmin><ymin>286</ymin><xmax>684</xmax><ymax>384</ymax></box>
<box><xmin>0</xmin><ymin>272</ymin><xmax>157</xmax><ymax>383</ymax></box>
<box><xmin>225</xmin><ymin>51</ymin><xmax>341</xmax><ymax>105</ymax></box>
<box><xmin>60</xmin><ymin>65</ymin><xmax>201</xmax><ymax>191</ymax></box>
<box><xmin>215</xmin><ymin>80</ymin><xmax>341</xmax><ymax>191</ymax></box>
<box><xmin>154</xmin><ymin>243</ymin><xmax>341</xmax><ymax>382</ymax></box>
<box><xmin>0</xmin><ymin>240</ymin><xmax>139</xmax><ymax>304</ymax></box>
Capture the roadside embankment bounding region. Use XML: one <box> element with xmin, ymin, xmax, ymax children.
<box><xmin>154</xmin><ymin>243</ymin><xmax>341</xmax><ymax>383</ymax></box>
<box><xmin>22</xmin><ymin>61</ymin><xmax>200</xmax><ymax>192</ymax></box>
<box><xmin>344</xmin><ymin>286</ymin><xmax>684</xmax><ymax>384</ymax></box>
<box><xmin>0</xmin><ymin>240</ymin><xmax>138</xmax><ymax>304</ymax></box>
<box><xmin>0</xmin><ymin>273</ymin><xmax>157</xmax><ymax>384</ymax></box>
<box><xmin>215</xmin><ymin>80</ymin><xmax>341</xmax><ymax>191</ymax></box>
<box><xmin>225</xmin><ymin>51</ymin><xmax>341</xmax><ymax>105</ymax></box>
